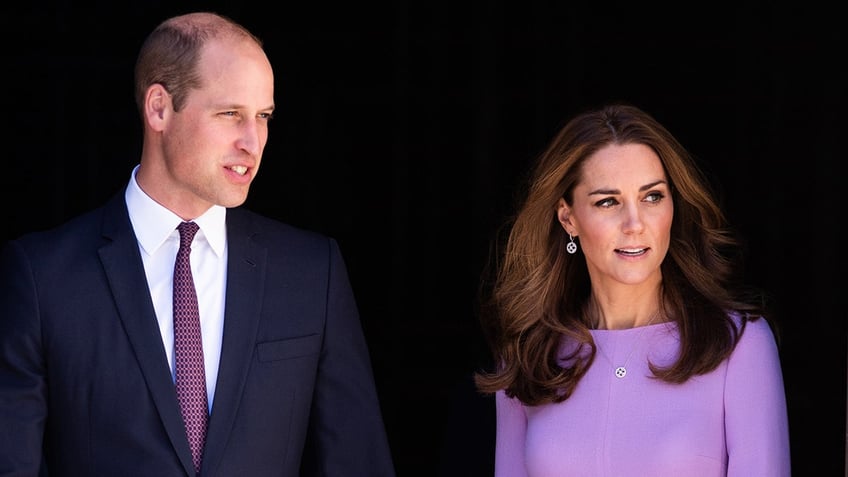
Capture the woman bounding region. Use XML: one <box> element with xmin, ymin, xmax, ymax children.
<box><xmin>475</xmin><ymin>103</ymin><xmax>790</xmax><ymax>476</ymax></box>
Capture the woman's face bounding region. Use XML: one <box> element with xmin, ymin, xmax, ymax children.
<box><xmin>557</xmin><ymin>143</ymin><xmax>673</xmax><ymax>291</ymax></box>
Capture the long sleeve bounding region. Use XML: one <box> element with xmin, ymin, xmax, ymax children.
<box><xmin>724</xmin><ymin>318</ymin><xmax>791</xmax><ymax>476</ymax></box>
<box><xmin>495</xmin><ymin>390</ymin><xmax>529</xmax><ymax>477</ymax></box>
<box><xmin>300</xmin><ymin>238</ymin><xmax>396</xmax><ymax>476</ymax></box>
<box><xmin>0</xmin><ymin>240</ymin><xmax>47</xmax><ymax>476</ymax></box>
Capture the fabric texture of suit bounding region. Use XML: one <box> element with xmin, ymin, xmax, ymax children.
<box><xmin>0</xmin><ymin>189</ymin><xmax>395</xmax><ymax>477</ymax></box>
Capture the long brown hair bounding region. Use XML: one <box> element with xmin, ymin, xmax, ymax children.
<box><xmin>474</xmin><ymin>103</ymin><xmax>769</xmax><ymax>406</ymax></box>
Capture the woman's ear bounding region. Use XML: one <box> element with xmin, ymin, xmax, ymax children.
<box><xmin>556</xmin><ymin>198</ymin><xmax>575</xmax><ymax>235</ymax></box>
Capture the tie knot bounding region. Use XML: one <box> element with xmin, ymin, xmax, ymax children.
<box><xmin>177</xmin><ymin>222</ymin><xmax>200</xmax><ymax>248</ymax></box>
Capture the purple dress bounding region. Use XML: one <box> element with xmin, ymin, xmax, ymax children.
<box><xmin>495</xmin><ymin>317</ymin><xmax>790</xmax><ymax>476</ymax></box>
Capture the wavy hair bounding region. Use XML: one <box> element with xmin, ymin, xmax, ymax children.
<box><xmin>474</xmin><ymin>103</ymin><xmax>770</xmax><ymax>406</ymax></box>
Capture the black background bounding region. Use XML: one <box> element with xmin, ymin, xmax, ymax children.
<box><xmin>3</xmin><ymin>1</ymin><xmax>845</xmax><ymax>476</ymax></box>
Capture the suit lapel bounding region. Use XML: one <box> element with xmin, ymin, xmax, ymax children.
<box><xmin>201</xmin><ymin>208</ymin><xmax>267</xmax><ymax>476</ymax></box>
<box><xmin>97</xmin><ymin>192</ymin><xmax>196</xmax><ymax>476</ymax></box>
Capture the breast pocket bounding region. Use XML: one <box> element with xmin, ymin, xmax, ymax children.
<box><xmin>256</xmin><ymin>334</ymin><xmax>322</xmax><ymax>362</ymax></box>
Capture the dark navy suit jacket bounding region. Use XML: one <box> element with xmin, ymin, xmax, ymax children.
<box><xmin>0</xmin><ymin>189</ymin><xmax>395</xmax><ymax>476</ymax></box>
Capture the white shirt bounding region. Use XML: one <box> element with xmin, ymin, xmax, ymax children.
<box><xmin>125</xmin><ymin>165</ymin><xmax>227</xmax><ymax>413</ymax></box>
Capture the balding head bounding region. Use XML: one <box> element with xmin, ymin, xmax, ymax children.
<box><xmin>134</xmin><ymin>11</ymin><xmax>264</xmax><ymax>114</ymax></box>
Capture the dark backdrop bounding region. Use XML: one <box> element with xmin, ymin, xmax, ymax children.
<box><xmin>3</xmin><ymin>2</ymin><xmax>845</xmax><ymax>476</ymax></box>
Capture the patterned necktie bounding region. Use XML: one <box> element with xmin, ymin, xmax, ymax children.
<box><xmin>173</xmin><ymin>221</ymin><xmax>208</xmax><ymax>473</ymax></box>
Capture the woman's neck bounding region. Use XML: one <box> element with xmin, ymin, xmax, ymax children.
<box><xmin>586</xmin><ymin>286</ymin><xmax>664</xmax><ymax>330</ymax></box>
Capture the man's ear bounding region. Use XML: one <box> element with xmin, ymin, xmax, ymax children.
<box><xmin>556</xmin><ymin>198</ymin><xmax>575</xmax><ymax>235</ymax></box>
<box><xmin>144</xmin><ymin>84</ymin><xmax>171</xmax><ymax>132</ymax></box>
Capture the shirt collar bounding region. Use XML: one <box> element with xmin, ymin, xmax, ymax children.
<box><xmin>125</xmin><ymin>164</ymin><xmax>227</xmax><ymax>258</ymax></box>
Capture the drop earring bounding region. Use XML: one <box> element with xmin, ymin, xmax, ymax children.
<box><xmin>567</xmin><ymin>233</ymin><xmax>578</xmax><ymax>254</ymax></box>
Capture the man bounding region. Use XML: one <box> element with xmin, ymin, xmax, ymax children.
<box><xmin>0</xmin><ymin>11</ymin><xmax>395</xmax><ymax>476</ymax></box>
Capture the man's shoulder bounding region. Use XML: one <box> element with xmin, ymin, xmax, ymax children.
<box><xmin>13</xmin><ymin>202</ymin><xmax>113</xmax><ymax>248</ymax></box>
<box><xmin>226</xmin><ymin>207</ymin><xmax>335</xmax><ymax>249</ymax></box>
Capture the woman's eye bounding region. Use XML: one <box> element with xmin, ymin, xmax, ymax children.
<box><xmin>596</xmin><ymin>198</ymin><xmax>617</xmax><ymax>208</ymax></box>
<box><xmin>644</xmin><ymin>192</ymin><xmax>665</xmax><ymax>203</ymax></box>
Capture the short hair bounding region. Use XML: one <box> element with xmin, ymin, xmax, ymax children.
<box><xmin>133</xmin><ymin>11</ymin><xmax>263</xmax><ymax>115</ymax></box>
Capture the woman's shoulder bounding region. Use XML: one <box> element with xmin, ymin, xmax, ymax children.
<box><xmin>729</xmin><ymin>312</ymin><xmax>782</xmax><ymax>363</ymax></box>
<box><xmin>729</xmin><ymin>312</ymin><xmax>777</xmax><ymax>342</ymax></box>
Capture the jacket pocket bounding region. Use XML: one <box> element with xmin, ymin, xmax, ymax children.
<box><xmin>256</xmin><ymin>334</ymin><xmax>321</xmax><ymax>362</ymax></box>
